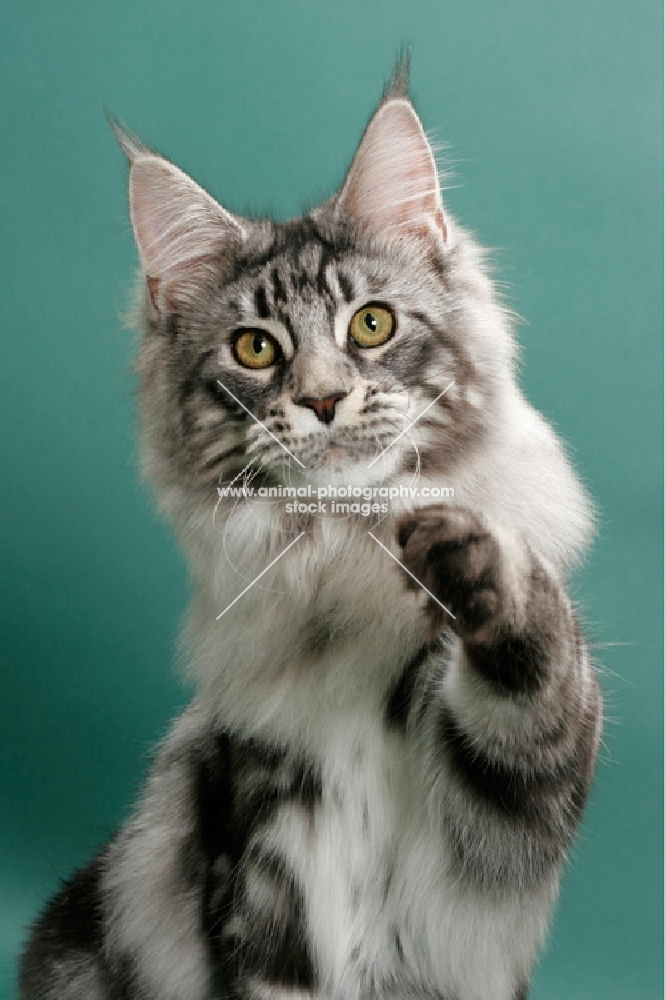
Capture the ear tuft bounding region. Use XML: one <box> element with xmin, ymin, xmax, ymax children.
<box><xmin>337</xmin><ymin>92</ymin><xmax>446</xmax><ymax>242</ymax></box>
<box><xmin>106</xmin><ymin>112</ymin><xmax>149</xmax><ymax>164</ymax></box>
<box><xmin>382</xmin><ymin>48</ymin><xmax>412</xmax><ymax>102</ymax></box>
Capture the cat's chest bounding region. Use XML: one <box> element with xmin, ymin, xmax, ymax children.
<box><xmin>273</xmin><ymin>717</ymin><xmax>455</xmax><ymax>996</ymax></box>
<box><xmin>266</xmin><ymin>713</ymin><xmax>533</xmax><ymax>1000</ymax></box>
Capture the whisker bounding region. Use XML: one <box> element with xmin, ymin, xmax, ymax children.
<box><xmin>402</xmin><ymin>428</ymin><xmax>421</xmax><ymax>486</ymax></box>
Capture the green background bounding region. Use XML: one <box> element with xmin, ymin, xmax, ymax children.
<box><xmin>0</xmin><ymin>1</ymin><xmax>662</xmax><ymax>997</ymax></box>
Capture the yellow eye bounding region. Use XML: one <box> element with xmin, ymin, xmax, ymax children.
<box><xmin>233</xmin><ymin>330</ymin><xmax>279</xmax><ymax>369</ymax></box>
<box><xmin>349</xmin><ymin>304</ymin><xmax>395</xmax><ymax>348</ymax></box>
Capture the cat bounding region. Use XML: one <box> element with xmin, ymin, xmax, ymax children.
<box><xmin>19</xmin><ymin>60</ymin><xmax>602</xmax><ymax>1000</ymax></box>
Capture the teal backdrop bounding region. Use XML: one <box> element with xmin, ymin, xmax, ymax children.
<box><xmin>0</xmin><ymin>1</ymin><xmax>662</xmax><ymax>998</ymax></box>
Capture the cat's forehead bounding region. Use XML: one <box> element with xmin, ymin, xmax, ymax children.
<box><xmin>220</xmin><ymin>236</ymin><xmax>340</xmax><ymax>350</ymax></box>
<box><xmin>228</xmin><ymin>215</ymin><xmax>417</xmax><ymax>314</ymax></box>
<box><xmin>240</xmin><ymin>218</ymin><xmax>354</xmax><ymax>284</ymax></box>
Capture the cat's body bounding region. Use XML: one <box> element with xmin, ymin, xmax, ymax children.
<box><xmin>20</xmin><ymin>65</ymin><xmax>601</xmax><ymax>999</ymax></box>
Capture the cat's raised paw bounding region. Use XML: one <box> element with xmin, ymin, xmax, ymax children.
<box><xmin>396</xmin><ymin>506</ymin><xmax>505</xmax><ymax>642</ymax></box>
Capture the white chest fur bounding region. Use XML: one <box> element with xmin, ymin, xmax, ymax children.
<box><xmin>265</xmin><ymin>709</ymin><xmax>553</xmax><ymax>1000</ymax></box>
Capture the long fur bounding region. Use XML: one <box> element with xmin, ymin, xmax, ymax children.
<box><xmin>20</xmin><ymin>65</ymin><xmax>601</xmax><ymax>1000</ymax></box>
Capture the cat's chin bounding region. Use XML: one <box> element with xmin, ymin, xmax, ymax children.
<box><xmin>302</xmin><ymin>442</ymin><xmax>405</xmax><ymax>487</ymax></box>
<box><xmin>301</xmin><ymin>447</ymin><xmax>354</xmax><ymax>477</ymax></box>
<box><xmin>323</xmin><ymin>445</ymin><xmax>353</xmax><ymax>469</ymax></box>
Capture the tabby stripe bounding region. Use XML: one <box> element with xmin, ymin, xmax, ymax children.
<box><xmin>235</xmin><ymin>849</ymin><xmax>315</xmax><ymax>990</ymax></box>
<box><xmin>254</xmin><ymin>285</ymin><xmax>271</xmax><ymax>318</ymax></box>
<box><xmin>385</xmin><ymin>644</ymin><xmax>430</xmax><ymax>731</ymax></box>
<box><xmin>465</xmin><ymin>631</ymin><xmax>546</xmax><ymax>696</ymax></box>
<box><xmin>337</xmin><ymin>270</ymin><xmax>355</xmax><ymax>302</ymax></box>
<box><xmin>271</xmin><ymin>268</ymin><xmax>288</xmax><ymax>305</ymax></box>
<box><xmin>179</xmin><ymin>349</ymin><xmax>216</xmax><ymax>406</ymax></box>
<box><xmin>438</xmin><ymin>706</ymin><xmax>583</xmax><ymax>820</ymax></box>
<box><xmin>202</xmin><ymin>444</ymin><xmax>246</xmax><ymax>471</ymax></box>
<box><xmin>314</xmin><ymin>243</ymin><xmax>340</xmax><ymax>301</ymax></box>
<box><xmin>189</xmin><ymin>731</ymin><xmax>319</xmax><ymax>993</ymax></box>
<box><xmin>19</xmin><ymin>853</ymin><xmax>141</xmax><ymax>1000</ymax></box>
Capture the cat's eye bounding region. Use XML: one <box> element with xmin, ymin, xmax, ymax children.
<box><xmin>349</xmin><ymin>304</ymin><xmax>395</xmax><ymax>348</ymax></box>
<box><xmin>233</xmin><ymin>330</ymin><xmax>280</xmax><ymax>369</ymax></box>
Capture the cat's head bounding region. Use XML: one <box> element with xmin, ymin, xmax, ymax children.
<box><xmin>113</xmin><ymin>67</ymin><xmax>514</xmax><ymax>519</ymax></box>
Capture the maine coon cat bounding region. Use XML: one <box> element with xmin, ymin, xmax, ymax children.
<box><xmin>20</xmin><ymin>63</ymin><xmax>602</xmax><ymax>1000</ymax></box>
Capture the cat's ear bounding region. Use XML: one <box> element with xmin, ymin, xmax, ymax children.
<box><xmin>109</xmin><ymin>118</ymin><xmax>245</xmax><ymax>313</ymax></box>
<box><xmin>336</xmin><ymin>96</ymin><xmax>447</xmax><ymax>243</ymax></box>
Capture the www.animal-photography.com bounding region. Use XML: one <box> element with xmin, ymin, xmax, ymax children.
<box><xmin>0</xmin><ymin>2</ymin><xmax>662</xmax><ymax>999</ymax></box>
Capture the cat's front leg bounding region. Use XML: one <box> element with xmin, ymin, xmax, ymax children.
<box><xmin>397</xmin><ymin>506</ymin><xmax>603</xmax><ymax>886</ymax></box>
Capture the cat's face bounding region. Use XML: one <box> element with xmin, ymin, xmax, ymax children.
<box><xmin>178</xmin><ymin>217</ymin><xmax>488</xmax><ymax>489</ymax></box>
<box><xmin>116</xmin><ymin>76</ymin><xmax>511</xmax><ymax>505</ymax></box>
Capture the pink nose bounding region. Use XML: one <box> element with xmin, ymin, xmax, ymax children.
<box><xmin>295</xmin><ymin>392</ymin><xmax>348</xmax><ymax>425</ymax></box>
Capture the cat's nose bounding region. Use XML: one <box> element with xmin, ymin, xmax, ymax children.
<box><xmin>295</xmin><ymin>391</ymin><xmax>349</xmax><ymax>425</ymax></box>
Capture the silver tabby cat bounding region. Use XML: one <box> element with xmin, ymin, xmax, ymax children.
<box><xmin>20</xmin><ymin>63</ymin><xmax>602</xmax><ymax>1000</ymax></box>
